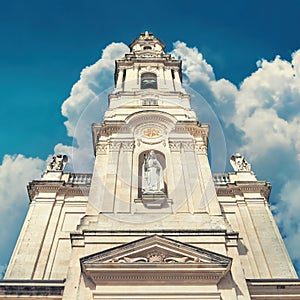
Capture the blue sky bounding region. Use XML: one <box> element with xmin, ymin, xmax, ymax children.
<box><xmin>1</xmin><ymin>0</ymin><xmax>300</xmax><ymax>278</ymax></box>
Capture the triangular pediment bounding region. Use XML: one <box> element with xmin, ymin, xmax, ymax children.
<box><xmin>81</xmin><ymin>235</ymin><xmax>232</xmax><ymax>285</ymax></box>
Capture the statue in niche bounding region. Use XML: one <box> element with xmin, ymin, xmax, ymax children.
<box><xmin>47</xmin><ymin>154</ymin><xmax>68</xmax><ymax>171</ymax></box>
<box><xmin>142</xmin><ymin>150</ymin><xmax>164</xmax><ymax>194</ymax></box>
<box><xmin>230</xmin><ymin>153</ymin><xmax>251</xmax><ymax>172</ymax></box>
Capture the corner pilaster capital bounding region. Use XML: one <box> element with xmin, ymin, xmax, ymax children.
<box><xmin>168</xmin><ymin>140</ymin><xmax>181</xmax><ymax>152</ymax></box>
<box><xmin>195</xmin><ymin>141</ymin><xmax>208</xmax><ymax>155</ymax></box>
<box><xmin>96</xmin><ymin>142</ymin><xmax>108</xmax><ymax>155</ymax></box>
<box><xmin>122</xmin><ymin>141</ymin><xmax>135</xmax><ymax>152</ymax></box>
<box><xmin>109</xmin><ymin>141</ymin><xmax>122</xmax><ymax>152</ymax></box>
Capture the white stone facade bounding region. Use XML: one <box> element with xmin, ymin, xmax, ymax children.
<box><xmin>1</xmin><ymin>32</ymin><xmax>300</xmax><ymax>299</ymax></box>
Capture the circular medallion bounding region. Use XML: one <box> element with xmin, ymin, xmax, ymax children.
<box><xmin>142</xmin><ymin>128</ymin><xmax>161</xmax><ymax>139</ymax></box>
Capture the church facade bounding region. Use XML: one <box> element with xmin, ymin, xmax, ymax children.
<box><xmin>1</xmin><ymin>32</ymin><xmax>300</xmax><ymax>299</ymax></box>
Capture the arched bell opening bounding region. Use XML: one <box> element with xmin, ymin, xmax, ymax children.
<box><xmin>141</xmin><ymin>72</ymin><xmax>157</xmax><ymax>89</ymax></box>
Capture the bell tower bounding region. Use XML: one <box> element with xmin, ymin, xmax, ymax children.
<box><xmin>88</xmin><ymin>31</ymin><xmax>220</xmax><ymax>217</ymax></box>
<box><xmin>2</xmin><ymin>32</ymin><xmax>300</xmax><ymax>300</ymax></box>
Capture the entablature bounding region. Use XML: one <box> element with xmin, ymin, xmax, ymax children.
<box><xmin>247</xmin><ymin>279</ymin><xmax>300</xmax><ymax>300</ymax></box>
<box><xmin>27</xmin><ymin>173</ymin><xmax>91</xmax><ymax>202</ymax></box>
<box><xmin>213</xmin><ymin>174</ymin><xmax>271</xmax><ymax>202</ymax></box>
<box><xmin>0</xmin><ymin>279</ymin><xmax>65</xmax><ymax>299</ymax></box>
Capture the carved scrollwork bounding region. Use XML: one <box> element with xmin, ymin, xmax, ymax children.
<box><xmin>109</xmin><ymin>252</ymin><xmax>200</xmax><ymax>264</ymax></box>
<box><xmin>116</xmin><ymin>257</ymin><xmax>147</xmax><ymax>263</ymax></box>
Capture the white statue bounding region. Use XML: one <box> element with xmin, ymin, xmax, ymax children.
<box><xmin>142</xmin><ymin>150</ymin><xmax>164</xmax><ymax>194</ymax></box>
<box><xmin>47</xmin><ymin>154</ymin><xmax>68</xmax><ymax>171</ymax></box>
<box><xmin>230</xmin><ymin>153</ymin><xmax>251</xmax><ymax>172</ymax></box>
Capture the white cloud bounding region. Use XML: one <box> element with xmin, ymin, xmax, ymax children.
<box><xmin>235</xmin><ymin>52</ymin><xmax>300</xmax><ymax>159</ymax></box>
<box><xmin>61</xmin><ymin>42</ymin><xmax>129</xmax><ymax>140</ymax></box>
<box><xmin>59</xmin><ymin>42</ymin><xmax>129</xmax><ymax>172</ymax></box>
<box><xmin>172</xmin><ymin>41</ymin><xmax>215</xmax><ymax>82</ymax></box>
<box><xmin>172</xmin><ymin>41</ymin><xmax>238</xmax><ymax>124</ymax></box>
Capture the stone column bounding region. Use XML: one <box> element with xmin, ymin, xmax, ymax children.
<box><xmin>86</xmin><ymin>140</ymin><xmax>109</xmax><ymax>214</ymax></box>
<box><xmin>168</xmin><ymin>140</ymin><xmax>189</xmax><ymax>213</ymax></box>
<box><xmin>195</xmin><ymin>140</ymin><xmax>221</xmax><ymax>214</ymax></box>
<box><xmin>116</xmin><ymin>69</ymin><xmax>124</xmax><ymax>90</ymax></box>
<box><xmin>101</xmin><ymin>141</ymin><xmax>121</xmax><ymax>212</ymax></box>
<box><xmin>114</xmin><ymin>140</ymin><xmax>135</xmax><ymax>213</ymax></box>
<box><xmin>158</xmin><ymin>66</ymin><xmax>165</xmax><ymax>89</ymax></box>
<box><xmin>173</xmin><ymin>69</ymin><xmax>182</xmax><ymax>91</ymax></box>
<box><xmin>182</xmin><ymin>141</ymin><xmax>207</xmax><ymax>213</ymax></box>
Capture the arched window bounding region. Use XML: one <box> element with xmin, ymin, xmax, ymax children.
<box><xmin>141</xmin><ymin>72</ymin><xmax>157</xmax><ymax>89</ymax></box>
<box><xmin>143</xmin><ymin>46</ymin><xmax>152</xmax><ymax>50</ymax></box>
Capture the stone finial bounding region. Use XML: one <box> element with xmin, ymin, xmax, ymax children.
<box><xmin>230</xmin><ymin>153</ymin><xmax>251</xmax><ymax>172</ymax></box>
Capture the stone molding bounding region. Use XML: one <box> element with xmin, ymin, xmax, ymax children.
<box><xmin>247</xmin><ymin>279</ymin><xmax>300</xmax><ymax>299</ymax></box>
<box><xmin>174</xmin><ymin>123</ymin><xmax>209</xmax><ymax>141</ymax></box>
<box><xmin>215</xmin><ymin>181</ymin><xmax>271</xmax><ymax>201</ymax></box>
<box><xmin>169</xmin><ymin>140</ymin><xmax>196</xmax><ymax>152</ymax></box>
<box><xmin>27</xmin><ymin>180</ymin><xmax>91</xmax><ymax>202</ymax></box>
<box><xmin>0</xmin><ymin>280</ymin><xmax>65</xmax><ymax>297</ymax></box>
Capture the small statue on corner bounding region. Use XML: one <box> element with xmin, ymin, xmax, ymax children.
<box><xmin>47</xmin><ymin>154</ymin><xmax>68</xmax><ymax>171</ymax></box>
<box><xmin>230</xmin><ymin>153</ymin><xmax>251</xmax><ymax>172</ymax></box>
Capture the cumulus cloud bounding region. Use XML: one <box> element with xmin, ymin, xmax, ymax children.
<box><xmin>172</xmin><ymin>41</ymin><xmax>238</xmax><ymax>125</ymax></box>
<box><xmin>236</xmin><ymin>52</ymin><xmax>300</xmax><ymax>159</ymax></box>
<box><xmin>59</xmin><ymin>42</ymin><xmax>129</xmax><ymax>172</ymax></box>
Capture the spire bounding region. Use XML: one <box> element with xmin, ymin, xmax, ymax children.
<box><xmin>129</xmin><ymin>31</ymin><xmax>166</xmax><ymax>53</ymax></box>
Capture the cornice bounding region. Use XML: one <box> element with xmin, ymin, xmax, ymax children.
<box><xmin>27</xmin><ymin>180</ymin><xmax>91</xmax><ymax>202</ymax></box>
<box><xmin>215</xmin><ymin>181</ymin><xmax>271</xmax><ymax>201</ymax></box>
<box><xmin>0</xmin><ymin>280</ymin><xmax>65</xmax><ymax>297</ymax></box>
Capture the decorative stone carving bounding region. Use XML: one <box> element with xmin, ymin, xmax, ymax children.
<box><xmin>195</xmin><ymin>142</ymin><xmax>207</xmax><ymax>155</ymax></box>
<box><xmin>182</xmin><ymin>142</ymin><xmax>195</xmax><ymax>152</ymax></box>
<box><xmin>147</xmin><ymin>251</ymin><xmax>166</xmax><ymax>263</ymax></box>
<box><xmin>109</xmin><ymin>142</ymin><xmax>122</xmax><ymax>152</ymax></box>
<box><xmin>142</xmin><ymin>150</ymin><xmax>164</xmax><ymax>194</ymax></box>
<box><xmin>111</xmin><ymin>253</ymin><xmax>199</xmax><ymax>264</ymax></box>
<box><xmin>230</xmin><ymin>153</ymin><xmax>251</xmax><ymax>172</ymax></box>
<box><xmin>96</xmin><ymin>142</ymin><xmax>108</xmax><ymax>155</ymax></box>
<box><xmin>47</xmin><ymin>154</ymin><xmax>68</xmax><ymax>171</ymax></box>
<box><xmin>122</xmin><ymin>141</ymin><xmax>135</xmax><ymax>152</ymax></box>
<box><xmin>169</xmin><ymin>140</ymin><xmax>181</xmax><ymax>152</ymax></box>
